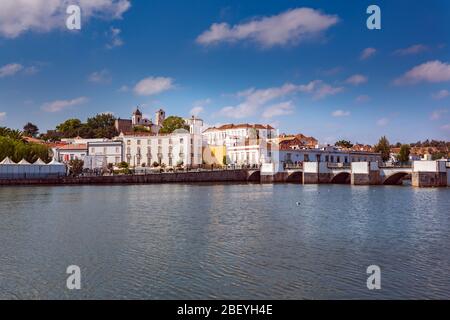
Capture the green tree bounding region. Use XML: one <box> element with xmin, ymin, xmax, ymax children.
<box><xmin>0</xmin><ymin>127</ymin><xmax>23</xmax><ymax>140</ymax></box>
<box><xmin>68</xmin><ymin>159</ymin><xmax>84</xmax><ymax>176</ymax></box>
<box><xmin>374</xmin><ymin>136</ymin><xmax>391</xmax><ymax>162</ymax></box>
<box><xmin>159</xmin><ymin>116</ymin><xmax>189</xmax><ymax>134</ymax></box>
<box><xmin>86</xmin><ymin>113</ymin><xmax>118</xmax><ymax>139</ymax></box>
<box><xmin>432</xmin><ymin>152</ymin><xmax>447</xmax><ymax>160</ymax></box>
<box><xmin>40</xmin><ymin>130</ymin><xmax>62</xmax><ymax>142</ymax></box>
<box><xmin>117</xmin><ymin>161</ymin><xmax>129</xmax><ymax>169</ymax></box>
<box><xmin>23</xmin><ymin>122</ymin><xmax>39</xmax><ymax>137</ymax></box>
<box><xmin>397</xmin><ymin>144</ymin><xmax>411</xmax><ymax>163</ymax></box>
<box><xmin>335</xmin><ymin>140</ymin><xmax>353</xmax><ymax>148</ymax></box>
<box><xmin>0</xmin><ymin>135</ymin><xmax>50</xmax><ymax>163</ymax></box>
<box><xmin>133</xmin><ymin>125</ymin><xmax>150</xmax><ymax>133</ymax></box>
<box><xmin>56</xmin><ymin>119</ymin><xmax>83</xmax><ymax>137</ymax></box>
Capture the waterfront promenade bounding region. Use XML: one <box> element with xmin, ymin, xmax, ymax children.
<box><xmin>1</xmin><ymin>160</ymin><xmax>449</xmax><ymax>187</ymax></box>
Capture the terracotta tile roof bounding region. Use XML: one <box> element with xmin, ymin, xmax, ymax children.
<box><xmin>57</xmin><ymin>144</ymin><xmax>87</xmax><ymax>151</ymax></box>
<box><xmin>23</xmin><ymin>136</ymin><xmax>67</xmax><ymax>148</ymax></box>
<box><xmin>121</xmin><ymin>132</ymin><xmax>156</xmax><ymax>137</ymax></box>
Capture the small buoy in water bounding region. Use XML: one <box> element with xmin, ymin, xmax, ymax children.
<box><xmin>296</xmin><ymin>202</ymin><xmax>301</xmax><ymax>206</ymax></box>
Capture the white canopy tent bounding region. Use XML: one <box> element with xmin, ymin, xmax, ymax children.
<box><xmin>0</xmin><ymin>157</ymin><xmax>67</xmax><ymax>179</ymax></box>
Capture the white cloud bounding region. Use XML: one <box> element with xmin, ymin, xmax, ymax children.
<box><xmin>312</xmin><ymin>83</ymin><xmax>343</xmax><ymax>100</ymax></box>
<box><xmin>42</xmin><ymin>96</ymin><xmax>88</xmax><ymax>112</ymax></box>
<box><xmin>393</xmin><ymin>44</ymin><xmax>429</xmax><ymax>56</ymax></box>
<box><xmin>88</xmin><ymin>69</ymin><xmax>111</xmax><ymax>84</ymax></box>
<box><xmin>345</xmin><ymin>74</ymin><xmax>368</xmax><ymax>86</ymax></box>
<box><xmin>0</xmin><ymin>112</ymin><xmax>6</xmax><ymax>121</ymax></box>
<box><xmin>190</xmin><ymin>98</ymin><xmax>211</xmax><ymax>116</ymax></box>
<box><xmin>0</xmin><ymin>63</ymin><xmax>23</xmax><ymax>77</ymax></box>
<box><xmin>190</xmin><ymin>106</ymin><xmax>204</xmax><ymax>117</ymax></box>
<box><xmin>262</xmin><ymin>101</ymin><xmax>295</xmax><ymax>119</ymax></box>
<box><xmin>394</xmin><ymin>60</ymin><xmax>450</xmax><ymax>85</ymax></box>
<box><xmin>106</xmin><ymin>27</ymin><xmax>124</xmax><ymax>49</ymax></box>
<box><xmin>360</xmin><ymin>47</ymin><xmax>376</xmax><ymax>60</ymax></box>
<box><xmin>118</xmin><ymin>85</ymin><xmax>129</xmax><ymax>92</ymax></box>
<box><xmin>133</xmin><ymin>77</ymin><xmax>174</xmax><ymax>96</ymax></box>
<box><xmin>331</xmin><ymin>110</ymin><xmax>350</xmax><ymax>117</ymax></box>
<box><xmin>355</xmin><ymin>95</ymin><xmax>370</xmax><ymax>103</ymax></box>
<box><xmin>24</xmin><ymin>65</ymin><xmax>39</xmax><ymax>75</ymax></box>
<box><xmin>218</xmin><ymin>80</ymin><xmax>342</xmax><ymax>119</ymax></box>
<box><xmin>431</xmin><ymin>89</ymin><xmax>450</xmax><ymax>100</ymax></box>
<box><xmin>0</xmin><ymin>0</ymin><xmax>131</xmax><ymax>38</ymax></box>
<box><xmin>219</xmin><ymin>83</ymin><xmax>300</xmax><ymax>119</ymax></box>
<box><xmin>376</xmin><ymin>117</ymin><xmax>389</xmax><ymax>126</ymax></box>
<box><xmin>430</xmin><ymin>109</ymin><xmax>448</xmax><ymax>120</ymax></box>
<box><xmin>441</xmin><ymin>124</ymin><xmax>450</xmax><ymax>130</ymax></box>
<box><xmin>196</xmin><ymin>7</ymin><xmax>339</xmax><ymax>48</ymax></box>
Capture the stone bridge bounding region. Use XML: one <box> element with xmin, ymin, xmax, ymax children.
<box><xmin>260</xmin><ymin>161</ymin><xmax>449</xmax><ymax>188</ymax></box>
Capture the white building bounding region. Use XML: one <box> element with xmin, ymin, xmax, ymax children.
<box><xmin>117</xmin><ymin>118</ymin><xmax>204</xmax><ymax>168</ymax></box>
<box><xmin>226</xmin><ymin>139</ymin><xmax>273</xmax><ymax>166</ymax></box>
<box><xmin>203</xmin><ymin>124</ymin><xmax>276</xmax><ymax>148</ymax></box>
<box><xmin>54</xmin><ymin>144</ymin><xmax>87</xmax><ymax>163</ymax></box>
<box><xmin>278</xmin><ymin>145</ymin><xmax>382</xmax><ymax>167</ymax></box>
<box><xmin>82</xmin><ymin>140</ymin><xmax>124</xmax><ymax>169</ymax></box>
<box><xmin>86</xmin><ymin>140</ymin><xmax>124</xmax><ymax>165</ymax></box>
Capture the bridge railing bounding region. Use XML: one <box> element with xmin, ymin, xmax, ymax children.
<box><xmin>379</xmin><ymin>164</ymin><xmax>412</xmax><ymax>169</ymax></box>
<box><xmin>327</xmin><ymin>163</ymin><xmax>351</xmax><ymax>169</ymax></box>
<box><xmin>284</xmin><ymin>164</ymin><xmax>303</xmax><ymax>170</ymax></box>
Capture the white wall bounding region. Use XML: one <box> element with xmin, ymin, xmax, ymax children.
<box><xmin>352</xmin><ymin>162</ymin><xmax>369</xmax><ymax>174</ymax></box>
<box><xmin>303</xmin><ymin>162</ymin><xmax>318</xmax><ymax>173</ymax></box>
<box><xmin>413</xmin><ymin>161</ymin><xmax>439</xmax><ymax>172</ymax></box>
<box><xmin>121</xmin><ymin>133</ymin><xmax>202</xmax><ymax>167</ymax></box>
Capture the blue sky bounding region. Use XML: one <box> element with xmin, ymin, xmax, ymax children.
<box><xmin>0</xmin><ymin>0</ymin><xmax>449</xmax><ymax>144</ymax></box>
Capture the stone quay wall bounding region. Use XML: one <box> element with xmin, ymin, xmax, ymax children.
<box><xmin>0</xmin><ymin>170</ymin><xmax>254</xmax><ymax>186</ymax></box>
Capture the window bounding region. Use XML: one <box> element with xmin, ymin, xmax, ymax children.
<box><xmin>91</xmin><ymin>148</ymin><xmax>95</xmax><ymax>153</ymax></box>
<box><xmin>137</xmin><ymin>140</ymin><xmax>141</xmax><ymax>145</ymax></box>
<box><xmin>127</xmin><ymin>140</ymin><xmax>130</xmax><ymax>145</ymax></box>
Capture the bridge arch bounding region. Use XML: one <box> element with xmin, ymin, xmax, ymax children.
<box><xmin>247</xmin><ymin>170</ymin><xmax>260</xmax><ymax>182</ymax></box>
<box><xmin>286</xmin><ymin>171</ymin><xmax>303</xmax><ymax>183</ymax></box>
<box><xmin>383</xmin><ymin>172</ymin><xmax>410</xmax><ymax>185</ymax></box>
<box><xmin>330</xmin><ymin>172</ymin><xmax>351</xmax><ymax>184</ymax></box>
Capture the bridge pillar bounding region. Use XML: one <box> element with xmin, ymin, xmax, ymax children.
<box><xmin>412</xmin><ymin>161</ymin><xmax>448</xmax><ymax>187</ymax></box>
<box><xmin>351</xmin><ymin>162</ymin><xmax>381</xmax><ymax>185</ymax></box>
<box><xmin>260</xmin><ymin>162</ymin><xmax>287</xmax><ymax>183</ymax></box>
<box><xmin>303</xmin><ymin>162</ymin><xmax>331</xmax><ymax>184</ymax></box>
<box><xmin>303</xmin><ymin>162</ymin><xmax>319</xmax><ymax>184</ymax></box>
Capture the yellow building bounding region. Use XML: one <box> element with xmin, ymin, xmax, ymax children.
<box><xmin>202</xmin><ymin>145</ymin><xmax>227</xmax><ymax>166</ymax></box>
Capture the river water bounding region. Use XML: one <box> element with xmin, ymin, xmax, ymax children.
<box><xmin>0</xmin><ymin>184</ymin><xmax>449</xmax><ymax>299</ymax></box>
